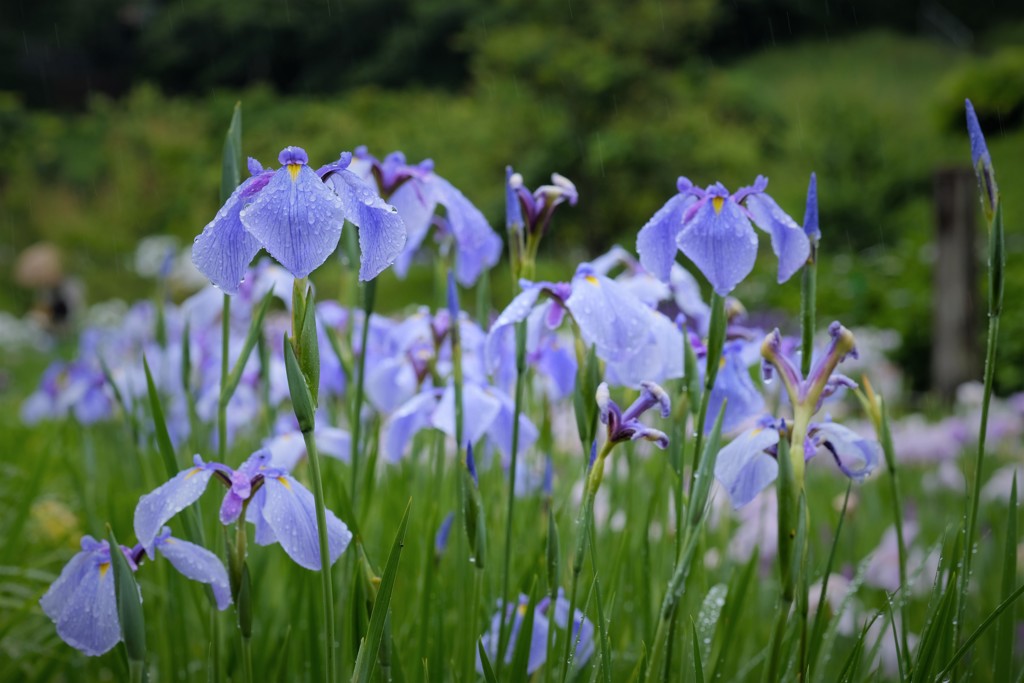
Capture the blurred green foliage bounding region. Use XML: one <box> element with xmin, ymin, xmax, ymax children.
<box><xmin>1</xmin><ymin>28</ymin><xmax>1023</xmax><ymax>394</ymax></box>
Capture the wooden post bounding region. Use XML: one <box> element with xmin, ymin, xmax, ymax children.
<box><xmin>932</xmin><ymin>167</ymin><xmax>978</xmax><ymax>401</ymax></box>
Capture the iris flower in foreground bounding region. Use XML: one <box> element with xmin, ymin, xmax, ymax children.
<box><xmin>192</xmin><ymin>147</ymin><xmax>405</xmax><ymax>293</ymax></box>
<box><xmin>636</xmin><ymin>176</ymin><xmax>810</xmax><ymax>295</ymax></box>
<box><xmin>40</xmin><ymin>531</ymin><xmax>230</xmax><ymax>656</ymax></box>
<box><xmin>134</xmin><ymin>449</ymin><xmax>352</xmax><ymax>570</ymax></box>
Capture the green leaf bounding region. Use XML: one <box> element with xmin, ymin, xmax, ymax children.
<box><xmin>995</xmin><ymin>475</ymin><xmax>1018</xmax><ymax>682</ymax></box>
<box><xmin>107</xmin><ymin>526</ymin><xmax>146</xmax><ymax>665</ymax></box>
<box><xmin>709</xmin><ymin>550</ymin><xmax>758</xmax><ymax>681</ymax></box>
<box><xmin>573</xmin><ymin>344</ymin><xmax>601</xmax><ymax>450</ymax></box>
<box><xmin>283</xmin><ymin>333</ymin><xmax>316</xmax><ymax>434</ymax></box>
<box><xmin>687</xmin><ymin>400</ymin><xmax>726</xmax><ymax>530</ymax></box>
<box><xmin>935</xmin><ymin>581</ymin><xmax>1024</xmax><ymax>679</ymax></box>
<box><xmin>220</xmin><ymin>102</ymin><xmax>242</xmax><ymax>205</ymax></box>
<box><xmin>143</xmin><ymin>354</ymin><xmax>178</xmax><ymax>479</ymax></box>
<box><xmin>477</xmin><ymin>640</ymin><xmax>498</xmax><ymax>683</ymax></box>
<box><xmin>222</xmin><ymin>288</ymin><xmax>275</xmax><ymax>402</ymax></box>
<box><xmin>352</xmin><ymin>500</ymin><xmax>412</xmax><ymax>683</ymax></box>
<box><xmin>547</xmin><ymin>508</ymin><xmax>561</xmax><ymax>598</ymax></box>
<box><xmin>910</xmin><ymin>571</ymin><xmax>958</xmax><ymax>683</ymax></box>
<box><xmin>691</xmin><ymin>620</ymin><xmax>705</xmax><ymax>683</ymax></box>
<box><xmin>298</xmin><ymin>284</ymin><xmax>321</xmax><ymax>404</ymax></box>
<box><xmin>237</xmin><ymin>563</ymin><xmax>252</xmax><ymax>639</ymax></box>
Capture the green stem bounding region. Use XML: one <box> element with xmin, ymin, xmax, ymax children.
<box><xmin>129</xmin><ymin>660</ymin><xmax>144</xmax><ymax>683</ymax></box>
<box><xmin>303</xmin><ymin>429</ymin><xmax>337</xmax><ymax>683</ymax></box>
<box><xmin>218</xmin><ymin>293</ymin><xmax>230</xmax><ymax>462</ymax></box>
<box><xmin>241</xmin><ymin>636</ymin><xmax>253</xmax><ymax>683</ymax></box>
<box><xmin>876</xmin><ymin>398</ymin><xmax>910</xmax><ymax>663</ymax></box>
<box><xmin>497</xmin><ymin>320</ymin><xmax>528</xmax><ymax>677</ymax></box>
<box><xmin>956</xmin><ymin>201</ymin><xmax>1004</xmax><ymax>650</ymax></box>
<box><xmin>350</xmin><ymin>279</ymin><xmax>376</xmax><ymax>508</ymax></box>
<box><xmin>689</xmin><ymin>293</ymin><xmax>727</xmax><ymax>491</ymax></box>
<box><xmin>799</xmin><ymin>250</ymin><xmax>817</xmax><ymax>377</ymax></box>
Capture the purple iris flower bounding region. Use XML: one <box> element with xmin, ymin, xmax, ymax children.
<box><xmin>485</xmin><ymin>263</ymin><xmax>653</xmax><ymax>374</ymax></box>
<box><xmin>192</xmin><ymin>146</ymin><xmax>404</xmax><ymax>294</ymax></box>
<box><xmin>714</xmin><ymin>322</ymin><xmax>880</xmax><ymax>508</ymax></box>
<box><xmin>476</xmin><ymin>594</ymin><xmax>550</xmax><ymax>675</ymax></box>
<box><xmin>21</xmin><ymin>360</ymin><xmax>113</xmax><ymax>426</ymax></box>
<box><xmin>506</xmin><ymin>168</ymin><xmax>578</xmax><ymax>237</ymax></box>
<box><xmin>636</xmin><ymin>176</ymin><xmax>810</xmax><ymax>295</ymax></box>
<box><xmin>597</xmin><ymin>381</ymin><xmax>671</xmax><ymax>449</ymax></box>
<box><xmin>760</xmin><ymin>322</ymin><xmax>859</xmax><ymax>414</ymax></box>
<box><xmin>965</xmin><ymin>99</ymin><xmax>998</xmax><ymax>217</ymax></box>
<box><xmin>351</xmin><ymin>148</ymin><xmax>502</xmax><ymax>286</ymax></box>
<box><xmin>134</xmin><ymin>449</ymin><xmax>352</xmax><ymax>571</ymax></box>
<box><xmin>714</xmin><ymin>416</ymin><xmax>880</xmax><ymax>509</ymax></box>
<box><xmin>40</xmin><ymin>531</ymin><xmax>230</xmax><ymax>656</ymax></box>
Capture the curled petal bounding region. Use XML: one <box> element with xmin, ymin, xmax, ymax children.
<box><xmin>812</xmin><ymin>422</ymin><xmax>880</xmax><ymax>480</ymax></box>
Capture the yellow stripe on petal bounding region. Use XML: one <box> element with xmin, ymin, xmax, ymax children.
<box><xmin>99</xmin><ymin>562</ymin><xmax>110</xmax><ymax>578</ymax></box>
<box><xmin>277</xmin><ymin>476</ymin><xmax>292</xmax><ymax>490</ymax></box>
<box><xmin>712</xmin><ymin>197</ymin><xmax>725</xmax><ymax>214</ymax></box>
<box><xmin>287</xmin><ymin>164</ymin><xmax>302</xmax><ymax>181</ymax></box>
<box><xmin>184</xmin><ymin>467</ymin><xmax>202</xmax><ymax>480</ymax></box>
<box><xmin>585</xmin><ymin>275</ymin><xmax>600</xmax><ymax>286</ymax></box>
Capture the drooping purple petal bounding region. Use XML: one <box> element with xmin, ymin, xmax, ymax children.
<box><xmin>156</xmin><ymin>533</ymin><xmax>232</xmax><ymax>610</ymax></box>
<box><xmin>250</xmin><ymin>475</ymin><xmax>352</xmax><ymax>570</ymax></box>
<box><xmin>714</xmin><ymin>425</ymin><xmax>780</xmax><ymax>509</ymax></box>
<box><xmin>324</xmin><ymin>168</ymin><xmax>407</xmax><ymax>281</ymax></box>
<box><xmin>744</xmin><ymin>192</ymin><xmax>811</xmax><ymax>284</ymax></box>
<box><xmin>676</xmin><ymin>193</ymin><xmax>758</xmax><ymax>296</ymax></box>
<box><xmin>636</xmin><ymin>192</ymin><xmax>697</xmax><ymax>282</ymax></box>
<box><xmin>40</xmin><ymin>537</ymin><xmax>121</xmax><ymax>656</ymax></box>
<box><xmin>191</xmin><ymin>175</ymin><xmax>268</xmax><ymax>294</ymax></box>
<box><xmin>239</xmin><ymin>163</ymin><xmax>346</xmax><ymax>279</ymax></box>
<box><xmin>431</xmin><ymin>176</ymin><xmax>503</xmax><ymax>286</ymax></box>
<box><xmin>566</xmin><ymin>267</ymin><xmax>651</xmax><ymax>362</ymax></box>
<box><xmin>134</xmin><ymin>458</ymin><xmax>215</xmax><ymax>555</ymax></box>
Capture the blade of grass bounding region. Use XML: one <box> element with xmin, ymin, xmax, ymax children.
<box><xmin>352</xmin><ymin>500</ymin><xmax>412</xmax><ymax>683</ymax></box>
